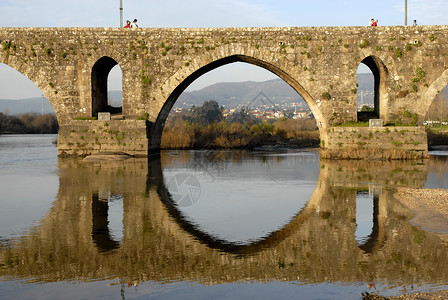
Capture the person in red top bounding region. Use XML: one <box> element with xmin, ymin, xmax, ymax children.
<box><xmin>372</xmin><ymin>19</ymin><xmax>378</xmax><ymax>27</ymax></box>
<box><xmin>124</xmin><ymin>20</ymin><xmax>130</xmax><ymax>28</ymax></box>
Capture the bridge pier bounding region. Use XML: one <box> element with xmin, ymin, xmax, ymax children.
<box><xmin>321</xmin><ymin>126</ymin><xmax>428</xmax><ymax>160</ymax></box>
<box><xmin>57</xmin><ymin>120</ymin><xmax>149</xmax><ymax>157</ymax></box>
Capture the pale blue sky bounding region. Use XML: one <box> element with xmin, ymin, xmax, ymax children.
<box><xmin>0</xmin><ymin>0</ymin><xmax>446</xmax><ymax>98</ymax></box>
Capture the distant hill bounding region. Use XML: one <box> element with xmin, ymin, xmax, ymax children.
<box><xmin>0</xmin><ymin>74</ymin><xmax>381</xmax><ymax>115</ymax></box>
<box><xmin>0</xmin><ymin>97</ymin><xmax>55</xmax><ymax>115</ymax></box>
<box><xmin>177</xmin><ymin>79</ymin><xmax>305</xmax><ymax>108</ymax></box>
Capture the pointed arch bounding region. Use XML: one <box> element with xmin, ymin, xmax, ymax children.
<box><xmin>150</xmin><ymin>54</ymin><xmax>324</xmax><ymax>150</ymax></box>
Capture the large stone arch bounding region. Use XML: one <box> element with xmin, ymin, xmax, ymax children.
<box><xmin>149</xmin><ymin>53</ymin><xmax>325</xmax><ymax>150</ymax></box>
<box><xmin>0</xmin><ymin>61</ymin><xmax>62</xmax><ymax>123</ymax></box>
<box><xmin>357</xmin><ymin>55</ymin><xmax>389</xmax><ymax>121</ymax></box>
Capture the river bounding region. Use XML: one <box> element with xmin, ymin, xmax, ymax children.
<box><xmin>1</xmin><ymin>134</ymin><xmax>448</xmax><ymax>299</ymax></box>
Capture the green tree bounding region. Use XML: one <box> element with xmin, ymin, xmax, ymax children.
<box><xmin>228</xmin><ymin>106</ymin><xmax>254</xmax><ymax>124</ymax></box>
<box><xmin>190</xmin><ymin>100</ymin><xmax>223</xmax><ymax>125</ymax></box>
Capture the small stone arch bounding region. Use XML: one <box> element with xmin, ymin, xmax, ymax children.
<box><xmin>150</xmin><ymin>54</ymin><xmax>324</xmax><ymax>150</ymax></box>
<box><xmin>91</xmin><ymin>56</ymin><xmax>122</xmax><ymax>118</ymax></box>
<box><xmin>357</xmin><ymin>56</ymin><xmax>388</xmax><ymax>121</ymax></box>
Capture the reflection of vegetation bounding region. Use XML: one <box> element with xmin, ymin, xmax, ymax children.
<box><xmin>0</xmin><ymin>112</ymin><xmax>58</xmax><ymax>134</ymax></box>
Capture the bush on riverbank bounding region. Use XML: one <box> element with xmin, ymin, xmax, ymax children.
<box><xmin>0</xmin><ymin>112</ymin><xmax>58</xmax><ymax>134</ymax></box>
<box><xmin>161</xmin><ymin>117</ymin><xmax>320</xmax><ymax>149</ymax></box>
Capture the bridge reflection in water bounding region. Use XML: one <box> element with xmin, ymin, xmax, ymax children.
<box><xmin>1</xmin><ymin>151</ymin><xmax>446</xmax><ymax>289</ymax></box>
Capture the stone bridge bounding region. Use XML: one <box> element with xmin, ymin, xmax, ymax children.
<box><xmin>1</xmin><ymin>26</ymin><xmax>447</xmax><ymax>157</ymax></box>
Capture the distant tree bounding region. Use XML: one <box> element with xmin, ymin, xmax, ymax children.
<box><xmin>283</xmin><ymin>109</ymin><xmax>295</xmax><ymax>119</ymax></box>
<box><xmin>228</xmin><ymin>106</ymin><xmax>253</xmax><ymax>124</ymax></box>
<box><xmin>0</xmin><ymin>113</ymin><xmax>58</xmax><ymax>134</ymax></box>
<box><xmin>0</xmin><ymin>113</ymin><xmax>26</xmax><ymax>133</ymax></box>
<box><xmin>190</xmin><ymin>100</ymin><xmax>223</xmax><ymax>125</ymax></box>
<box><xmin>31</xmin><ymin>114</ymin><xmax>59</xmax><ymax>133</ymax></box>
<box><xmin>360</xmin><ymin>105</ymin><xmax>374</xmax><ymax>112</ymax></box>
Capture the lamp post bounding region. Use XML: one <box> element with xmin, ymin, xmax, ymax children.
<box><xmin>120</xmin><ymin>0</ymin><xmax>123</xmax><ymax>28</ymax></box>
<box><xmin>405</xmin><ymin>0</ymin><xmax>407</xmax><ymax>25</ymax></box>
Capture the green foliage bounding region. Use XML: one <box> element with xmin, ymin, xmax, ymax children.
<box><xmin>136</xmin><ymin>112</ymin><xmax>149</xmax><ymax>120</ymax></box>
<box><xmin>137</xmin><ymin>39</ymin><xmax>148</xmax><ymax>50</ymax></box>
<box><xmin>228</xmin><ymin>106</ymin><xmax>253</xmax><ymax>124</ymax></box>
<box><xmin>141</xmin><ymin>70</ymin><xmax>151</xmax><ymax>86</ymax></box>
<box><xmin>2</xmin><ymin>41</ymin><xmax>11</xmax><ymax>50</ymax></box>
<box><xmin>335</xmin><ymin>121</ymin><xmax>369</xmax><ymax>127</ymax></box>
<box><xmin>0</xmin><ymin>112</ymin><xmax>58</xmax><ymax>134</ymax></box>
<box><xmin>74</xmin><ymin>116</ymin><xmax>97</xmax><ymax>120</ymax></box>
<box><xmin>394</xmin><ymin>47</ymin><xmax>403</xmax><ymax>58</ymax></box>
<box><xmin>413</xmin><ymin>67</ymin><xmax>426</xmax><ymax>82</ymax></box>
<box><xmin>190</xmin><ymin>100</ymin><xmax>223</xmax><ymax>125</ymax></box>
<box><xmin>250</xmin><ymin>121</ymin><xmax>274</xmax><ymax>135</ymax></box>
<box><xmin>361</xmin><ymin>105</ymin><xmax>374</xmax><ymax>112</ymax></box>
<box><xmin>391</xmin><ymin>140</ymin><xmax>402</xmax><ymax>147</ymax></box>
<box><xmin>429</xmin><ymin>34</ymin><xmax>436</xmax><ymax>42</ymax></box>
<box><xmin>161</xmin><ymin>115</ymin><xmax>319</xmax><ymax>149</ymax></box>
<box><xmin>358</xmin><ymin>39</ymin><xmax>369</xmax><ymax>48</ymax></box>
<box><xmin>321</xmin><ymin>92</ymin><xmax>331</xmax><ymax>100</ymax></box>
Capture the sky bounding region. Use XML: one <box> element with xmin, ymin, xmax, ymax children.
<box><xmin>0</xmin><ymin>0</ymin><xmax>447</xmax><ymax>99</ymax></box>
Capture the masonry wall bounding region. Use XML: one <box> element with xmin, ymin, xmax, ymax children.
<box><xmin>57</xmin><ymin>120</ymin><xmax>148</xmax><ymax>157</ymax></box>
<box><xmin>322</xmin><ymin>126</ymin><xmax>428</xmax><ymax>159</ymax></box>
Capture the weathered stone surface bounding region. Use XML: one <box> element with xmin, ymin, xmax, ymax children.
<box><xmin>323</xmin><ymin>126</ymin><xmax>428</xmax><ymax>159</ymax></box>
<box><xmin>0</xmin><ymin>26</ymin><xmax>442</xmax><ymax>157</ymax></box>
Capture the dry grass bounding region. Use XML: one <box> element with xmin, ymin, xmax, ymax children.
<box><xmin>161</xmin><ymin>119</ymin><xmax>319</xmax><ymax>149</ymax></box>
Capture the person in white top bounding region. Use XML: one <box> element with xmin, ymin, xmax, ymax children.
<box><xmin>131</xmin><ymin>19</ymin><xmax>138</xmax><ymax>28</ymax></box>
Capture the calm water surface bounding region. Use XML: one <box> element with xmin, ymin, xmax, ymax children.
<box><xmin>1</xmin><ymin>134</ymin><xmax>448</xmax><ymax>299</ymax></box>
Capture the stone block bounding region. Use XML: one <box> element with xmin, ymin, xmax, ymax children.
<box><xmin>98</xmin><ymin>112</ymin><xmax>111</xmax><ymax>121</ymax></box>
<box><xmin>369</xmin><ymin>119</ymin><xmax>383</xmax><ymax>127</ymax></box>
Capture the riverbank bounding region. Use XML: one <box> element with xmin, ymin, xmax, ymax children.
<box><xmin>383</xmin><ymin>187</ymin><xmax>448</xmax><ymax>299</ymax></box>
<box><xmin>394</xmin><ymin>187</ymin><xmax>448</xmax><ymax>234</ymax></box>
<box><xmin>364</xmin><ymin>290</ymin><xmax>448</xmax><ymax>299</ymax></box>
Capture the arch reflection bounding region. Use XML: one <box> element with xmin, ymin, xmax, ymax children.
<box><xmin>3</xmin><ymin>151</ymin><xmax>448</xmax><ymax>289</ymax></box>
<box><xmin>91</xmin><ymin>193</ymin><xmax>122</xmax><ymax>252</ymax></box>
